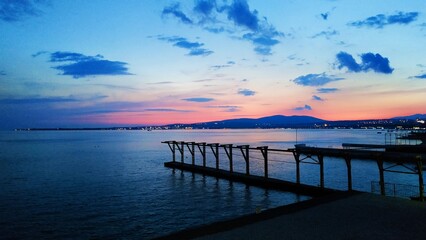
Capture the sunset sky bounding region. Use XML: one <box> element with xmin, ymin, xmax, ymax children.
<box><xmin>1</xmin><ymin>0</ymin><xmax>425</xmax><ymax>129</ymax></box>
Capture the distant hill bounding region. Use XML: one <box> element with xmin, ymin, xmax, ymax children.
<box><xmin>182</xmin><ymin>115</ymin><xmax>326</xmax><ymax>129</ymax></box>
<box><xmin>392</xmin><ymin>114</ymin><xmax>426</xmax><ymax>120</ymax></box>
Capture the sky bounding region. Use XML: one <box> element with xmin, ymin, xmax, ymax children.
<box><xmin>1</xmin><ymin>0</ymin><xmax>426</xmax><ymax>129</ymax></box>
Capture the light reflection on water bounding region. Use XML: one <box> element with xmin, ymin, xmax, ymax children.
<box><xmin>0</xmin><ymin>129</ymin><xmax>416</xmax><ymax>239</ymax></box>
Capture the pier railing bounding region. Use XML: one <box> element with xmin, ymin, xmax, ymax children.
<box><xmin>162</xmin><ymin>140</ymin><xmax>425</xmax><ymax>201</ymax></box>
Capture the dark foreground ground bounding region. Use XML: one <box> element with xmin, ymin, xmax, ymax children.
<box><xmin>156</xmin><ymin>192</ymin><xmax>426</xmax><ymax>240</ymax></box>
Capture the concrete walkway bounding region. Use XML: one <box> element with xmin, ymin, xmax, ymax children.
<box><xmin>157</xmin><ymin>193</ymin><xmax>426</xmax><ymax>240</ymax></box>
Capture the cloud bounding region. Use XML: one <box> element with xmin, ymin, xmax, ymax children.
<box><xmin>336</xmin><ymin>51</ymin><xmax>393</xmax><ymax>74</ymax></box>
<box><xmin>206</xmin><ymin>105</ymin><xmax>240</xmax><ymax>112</ymax></box>
<box><xmin>0</xmin><ymin>70</ymin><xmax>5</xmax><ymax>76</ymax></box>
<box><xmin>317</xmin><ymin>88</ymin><xmax>338</xmax><ymax>93</ymax></box>
<box><xmin>210</xmin><ymin>61</ymin><xmax>235</xmax><ymax>70</ymax></box>
<box><xmin>0</xmin><ymin>95</ymin><xmax>107</xmax><ymax>105</ymax></box>
<box><xmin>182</xmin><ymin>97</ymin><xmax>214</xmax><ymax>102</ymax></box>
<box><xmin>292</xmin><ymin>73</ymin><xmax>344</xmax><ymax>87</ymax></box>
<box><xmin>336</xmin><ymin>52</ymin><xmax>361</xmax><ymax>72</ymax></box>
<box><xmin>238</xmin><ymin>88</ymin><xmax>256</xmax><ymax>96</ymax></box>
<box><xmin>156</xmin><ymin>35</ymin><xmax>213</xmax><ymax>56</ymax></box>
<box><xmin>350</xmin><ymin>12</ymin><xmax>419</xmax><ymax>28</ymax></box>
<box><xmin>226</xmin><ymin>0</ymin><xmax>259</xmax><ymax>31</ymax></box>
<box><xmin>144</xmin><ymin>108</ymin><xmax>194</xmax><ymax>113</ymax></box>
<box><xmin>414</xmin><ymin>74</ymin><xmax>426</xmax><ymax>79</ymax></box>
<box><xmin>311</xmin><ymin>30</ymin><xmax>338</xmax><ymax>39</ymax></box>
<box><xmin>0</xmin><ymin>0</ymin><xmax>47</xmax><ymax>22</ymax></box>
<box><xmin>162</xmin><ymin>3</ymin><xmax>193</xmax><ymax>24</ymax></box>
<box><xmin>312</xmin><ymin>95</ymin><xmax>323</xmax><ymax>101</ymax></box>
<box><xmin>293</xmin><ymin>104</ymin><xmax>312</xmax><ymax>111</ymax></box>
<box><xmin>194</xmin><ymin>0</ymin><xmax>216</xmax><ymax>17</ymax></box>
<box><xmin>161</xmin><ymin>0</ymin><xmax>283</xmax><ymax>56</ymax></box>
<box><xmin>188</xmin><ymin>48</ymin><xmax>213</xmax><ymax>56</ymax></box>
<box><xmin>321</xmin><ymin>13</ymin><xmax>329</xmax><ymax>20</ymax></box>
<box><xmin>34</xmin><ymin>51</ymin><xmax>131</xmax><ymax>78</ymax></box>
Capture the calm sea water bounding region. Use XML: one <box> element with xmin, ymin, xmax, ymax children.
<box><xmin>0</xmin><ymin>129</ymin><xmax>418</xmax><ymax>239</ymax></box>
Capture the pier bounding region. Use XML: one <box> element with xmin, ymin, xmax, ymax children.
<box><xmin>162</xmin><ymin>141</ymin><xmax>425</xmax><ymax>201</ymax></box>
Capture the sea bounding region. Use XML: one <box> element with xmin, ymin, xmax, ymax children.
<box><xmin>0</xmin><ymin>129</ymin><xmax>420</xmax><ymax>239</ymax></box>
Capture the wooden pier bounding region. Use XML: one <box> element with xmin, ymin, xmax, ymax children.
<box><xmin>162</xmin><ymin>141</ymin><xmax>425</xmax><ymax>201</ymax></box>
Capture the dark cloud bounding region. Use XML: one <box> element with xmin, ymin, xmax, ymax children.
<box><xmin>226</xmin><ymin>0</ymin><xmax>259</xmax><ymax>31</ymax></box>
<box><xmin>321</xmin><ymin>13</ymin><xmax>329</xmax><ymax>20</ymax></box>
<box><xmin>336</xmin><ymin>51</ymin><xmax>393</xmax><ymax>74</ymax></box>
<box><xmin>317</xmin><ymin>88</ymin><xmax>338</xmax><ymax>93</ymax></box>
<box><xmin>414</xmin><ymin>74</ymin><xmax>426</xmax><ymax>79</ymax></box>
<box><xmin>34</xmin><ymin>51</ymin><xmax>131</xmax><ymax>78</ymax></box>
<box><xmin>292</xmin><ymin>73</ymin><xmax>344</xmax><ymax>87</ymax></box>
<box><xmin>0</xmin><ymin>0</ymin><xmax>47</xmax><ymax>22</ymax></box>
<box><xmin>336</xmin><ymin>52</ymin><xmax>361</xmax><ymax>72</ymax></box>
<box><xmin>0</xmin><ymin>70</ymin><xmax>5</xmax><ymax>76</ymax></box>
<box><xmin>312</xmin><ymin>95</ymin><xmax>323</xmax><ymax>101</ymax></box>
<box><xmin>350</xmin><ymin>12</ymin><xmax>419</xmax><ymax>28</ymax></box>
<box><xmin>162</xmin><ymin>3</ymin><xmax>193</xmax><ymax>24</ymax></box>
<box><xmin>156</xmin><ymin>35</ymin><xmax>213</xmax><ymax>56</ymax></box>
<box><xmin>238</xmin><ymin>88</ymin><xmax>256</xmax><ymax>96</ymax></box>
<box><xmin>294</xmin><ymin>104</ymin><xmax>312</xmax><ymax>111</ymax></box>
<box><xmin>161</xmin><ymin>0</ymin><xmax>282</xmax><ymax>56</ymax></box>
<box><xmin>182</xmin><ymin>97</ymin><xmax>214</xmax><ymax>102</ymax></box>
<box><xmin>194</xmin><ymin>0</ymin><xmax>216</xmax><ymax>16</ymax></box>
<box><xmin>174</xmin><ymin>40</ymin><xmax>204</xmax><ymax>49</ymax></box>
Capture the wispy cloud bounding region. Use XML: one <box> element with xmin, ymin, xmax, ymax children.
<box><xmin>311</xmin><ymin>30</ymin><xmax>338</xmax><ymax>39</ymax></box>
<box><xmin>293</xmin><ymin>104</ymin><xmax>312</xmax><ymax>111</ymax></box>
<box><xmin>336</xmin><ymin>51</ymin><xmax>394</xmax><ymax>74</ymax></box>
<box><xmin>34</xmin><ymin>51</ymin><xmax>132</xmax><ymax>78</ymax></box>
<box><xmin>156</xmin><ymin>35</ymin><xmax>213</xmax><ymax>56</ymax></box>
<box><xmin>349</xmin><ymin>12</ymin><xmax>419</xmax><ymax>28</ymax></box>
<box><xmin>161</xmin><ymin>0</ymin><xmax>283</xmax><ymax>56</ymax></box>
<box><xmin>237</xmin><ymin>88</ymin><xmax>256</xmax><ymax>96</ymax></box>
<box><xmin>0</xmin><ymin>0</ymin><xmax>47</xmax><ymax>22</ymax></box>
<box><xmin>317</xmin><ymin>88</ymin><xmax>338</xmax><ymax>93</ymax></box>
<box><xmin>0</xmin><ymin>95</ymin><xmax>107</xmax><ymax>105</ymax></box>
<box><xmin>206</xmin><ymin>105</ymin><xmax>241</xmax><ymax>112</ymax></box>
<box><xmin>292</xmin><ymin>73</ymin><xmax>344</xmax><ymax>87</ymax></box>
<box><xmin>182</xmin><ymin>97</ymin><xmax>214</xmax><ymax>102</ymax></box>
<box><xmin>210</xmin><ymin>61</ymin><xmax>235</xmax><ymax>70</ymax></box>
<box><xmin>144</xmin><ymin>108</ymin><xmax>194</xmax><ymax>113</ymax></box>
<box><xmin>162</xmin><ymin>3</ymin><xmax>193</xmax><ymax>24</ymax></box>
<box><xmin>312</xmin><ymin>95</ymin><xmax>324</xmax><ymax>101</ymax></box>
<box><xmin>0</xmin><ymin>70</ymin><xmax>6</xmax><ymax>76</ymax></box>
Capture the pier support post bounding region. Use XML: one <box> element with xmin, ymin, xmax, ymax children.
<box><xmin>416</xmin><ymin>156</ymin><xmax>424</xmax><ymax>201</ymax></box>
<box><xmin>197</xmin><ymin>143</ymin><xmax>207</xmax><ymax>167</ymax></box>
<box><xmin>162</xmin><ymin>141</ymin><xmax>177</xmax><ymax>162</ymax></box>
<box><xmin>185</xmin><ymin>142</ymin><xmax>195</xmax><ymax>165</ymax></box>
<box><xmin>318</xmin><ymin>154</ymin><xmax>324</xmax><ymax>189</ymax></box>
<box><xmin>208</xmin><ymin>143</ymin><xmax>220</xmax><ymax>170</ymax></box>
<box><xmin>344</xmin><ymin>155</ymin><xmax>353</xmax><ymax>191</ymax></box>
<box><xmin>258</xmin><ymin>146</ymin><xmax>269</xmax><ymax>178</ymax></box>
<box><xmin>376</xmin><ymin>158</ymin><xmax>386</xmax><ymax>196</ymax></box>
<box><xmin>221</xmin><ymin>144</ymin><xmax>233</xmax><ymax>173</ymax></box>
<box><xmin>292</xmin><ymin>151</ymin><xmax>301</xmax><ymax>184</ymax></box>
<box><xmin>238</xmin><ymin>145</ymin><xmax>250</xmax><ymax>175</ymax></box>
<box><xmin>175</xmin><ymin>141</ymin><xmax>185</xmax><ymax>164</ymax></box>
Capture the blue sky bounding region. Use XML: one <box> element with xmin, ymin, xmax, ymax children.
<box><xmin>0</xmin><ymin>0</ymin><xmax>425</xmax><ymax>129</ymax></box>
